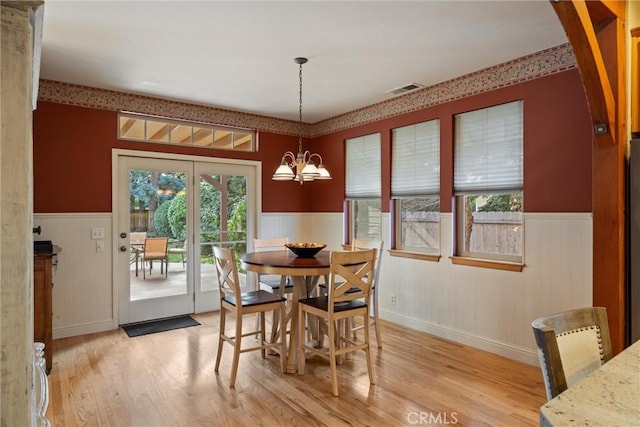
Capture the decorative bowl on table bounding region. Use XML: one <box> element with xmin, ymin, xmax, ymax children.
<box><xmin>285</xmin><ymin>242</ymin><xmax>326</xmax><ymax>258</ymax></box>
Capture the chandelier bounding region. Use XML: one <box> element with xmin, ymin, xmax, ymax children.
<box><xmin>272</xmin><ymin>57</ymin><xmax>331</xmax><ymax>184</ymax></box>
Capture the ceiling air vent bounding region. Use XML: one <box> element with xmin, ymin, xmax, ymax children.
<box><xmin>386</xmin><ymin>82</ymin><xmax>424</xmax><ymax>96</ymax></box>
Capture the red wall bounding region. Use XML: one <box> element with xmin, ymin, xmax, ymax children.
<box><xmin>33</xmin><ymin>103</ymin><xmax>307</xmax><ymax>213</ymax></box>
<box><xmin>33</xmin><ymin>69</ymin><xmax>592</xmax><ymax>214</ymax></box>
<box><xmin>309</xmin><ymin>69</ymin><xmax>593</xmax><ymax>213</ymax></box>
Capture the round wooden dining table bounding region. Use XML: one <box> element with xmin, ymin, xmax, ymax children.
<box><xmin>241</xmin><ymin>250</ymin><xmax>330</xmax><ymax>373</ymax></box>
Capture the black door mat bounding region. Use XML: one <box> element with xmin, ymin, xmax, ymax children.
<box><xmin>122</xmin><ymin>315</ymin><xmax>200</xmax><ymax>337</ymax></box>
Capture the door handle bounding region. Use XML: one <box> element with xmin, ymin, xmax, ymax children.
<box><xmin>120</xmin><ymin>232</ymin><xmax>127</xmax><ymax>238</ymax></box>
<box><xmin>120</xmin><ymin>246</ymin><xmax>128</xmax><ymax>252</ymax></box>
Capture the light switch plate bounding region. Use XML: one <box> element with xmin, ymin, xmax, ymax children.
<box><xmin>91</xmin><ymin>227</ymin><xmax>105</xmax><ymax>239</ymax></box>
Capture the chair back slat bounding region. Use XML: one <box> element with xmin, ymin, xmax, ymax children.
<box><xmin>329</xmin><ymin>249</ymin><xmax>376</xmax><ymax>306</ymax></box>
<box><xmin>213</xmin><ymin>247</ymin><xmax>241</xmax><ymax>300</ymax></box>
<box><xmin>352</xmin><ymin>239</ymin><xmax>383</xmax><ymax>289</ymax></box>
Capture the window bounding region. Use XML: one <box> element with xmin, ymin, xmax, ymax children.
<box><xmin>118</xmin><ymin>113</ymin><xmax>255</xmax><ymax>152</ymax></box>
<box><xmin>345</xmin><ymin>133</ymin><xmax>381</xmax><ymax>241</ymax></box>
<box><xmin>391</xmin><ymin>119</ymin><xmax>440</xmax><ymax>254</ymax></box>
<box><xmin>454</xmin><ymin>101</ymin><xmax>523</xmax><ymax>265</ymax></box>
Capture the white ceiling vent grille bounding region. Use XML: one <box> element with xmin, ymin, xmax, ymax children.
<box><xmin>386</xmin><ymin>82</ymin><xmax>424</xmax><ymax>96</ymax></box>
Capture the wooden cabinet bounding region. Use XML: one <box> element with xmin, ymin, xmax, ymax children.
<box><xmin>34</xmin><ymin>253</ymin><xmax>54</xmax><ymax>374</ymax></box>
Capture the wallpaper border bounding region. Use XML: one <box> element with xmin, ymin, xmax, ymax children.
<box><xmin>38</xmin><ymin>43</ymin><xmax>576</xmax><ymax>138</ymax></box>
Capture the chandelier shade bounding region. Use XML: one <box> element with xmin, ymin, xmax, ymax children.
<box><xmin>272</xmin><ymin>57</ymin><xmax>331</xmax><ymax>184</ymax></box>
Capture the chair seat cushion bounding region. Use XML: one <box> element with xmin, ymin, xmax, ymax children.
<box><xmin>317</xmin><ymin>283</ymin><xmax>375</xmax><ymax>292</ymax></box>
<box><xmin>299</xmin><ymin>296</ymin><xmax>366</xmax><ymax>312</ymax></box>
<box><xmin>223</xmin><ymin>290</ymin><xmax>286</xmax><ymax>307</ymax></box>
<box><xmin>259</xmin><ymin>277</ymin><xmax>294</xmax><ymax>291</ymax></box>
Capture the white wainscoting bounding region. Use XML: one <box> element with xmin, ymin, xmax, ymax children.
<box><xmin>260</xmin><ymin>211</ymin><xmax>593</xmax><ymax>364</ymax></box>
<box><xmin>305</xmin><ymin>212</ymin><xmax>593</xmax><ymax>365</ymax></box>
<box><xmin>36</xmin><ymin>211</ymin><xmax>592</xmax><ymax>365</ymax></box>
<box><xmin>33</xmin><ymin>214</ymin><xmax>115</xmax><ymax>339</ymax></box>
<box><xmin>257</xmin><ymin>213</ymin><xmax>312</xmax><ymax>243</ymax></box>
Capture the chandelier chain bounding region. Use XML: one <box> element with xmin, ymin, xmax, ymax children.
<box><xmin>271</xmin><ymin>57</ymin><xmax>331</xmax><ymax>184</ymax></box>
<box><xmin>298</xmin><ymin>60</ymin><xmax>304</xmax><ymax>152</ymax></box>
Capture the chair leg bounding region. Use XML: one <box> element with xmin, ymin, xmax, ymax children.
<box><xmin>215</xmin><ymin>308</ymin><xmax>226</xmax><ymax>372</ymax></box>
<box><xmin>329</xmin><ymin>317</ymin><xmax>339</xmax><ymax>396</ymax></box>
<box><xmin>317</xmin><ymin>316</ymin><xmax>325</xmax><ymax>349</ymax></box>
<box><xmin>229</xmin><ymin>314</ymin><xmax>243</xmax><ymax>388</ymax></box>
<box><xmin>297</xmin><ymin>307</ymin><xmax>306</xmax><ymax>375</ymax></box>
<box><xmin>373</xmin><ymin>286</ymin><xmax>381</xmax><ymax>348</ymax></box>
<box><xmin>363</xmin><ymin>313</ymin><xmax>375</xmax><ymax>385</ymax></box>
<box><xmin>278</xmin><ymin>303</ymin><xmax>287</xmax><ymax>372</ymax></box>
<box><xmin>342</xmin><ymin>319</ymin><xmax>351</xmax><ymax>362</ymax></box>
<box><xmin>270</xmin><ymin>276</ymin><xmax>287</xmax><ymax>344</ymax></box>
<box><xmin>270</xmin><ymin>309</ymin><xmax>280</xmax><ymax>344</ymax></box>
<box><xmin>260</xmin><ymin>312</ymin><xmax>266</xmax><ymax>359</ymax></box>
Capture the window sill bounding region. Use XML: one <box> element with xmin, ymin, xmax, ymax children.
<box><xmin>449</xmin><ymin>256</ymin><xmax>524</xmax><ymax>272</ymax></box>
<box><xmin>389</xmin><ymin>249</ymin><xmax>440</xmax><ymax>262</ymax></box>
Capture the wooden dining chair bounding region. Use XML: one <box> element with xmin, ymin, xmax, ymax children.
<box><xmin>531</xmin><ymin>307</ymin><xmax>613</xmax><ymax>400</ymax></box>
<box><xmin>297</xmin><ymin>249</ymin><xmax>376</xmax><ymax>396</ymax></box>
<box><xmin>213</xmin><ymin>246</ymin><xmax>287</xmax><ymax>388</ymax></box>
<box><xmin>253</xmin><ymin>237</ymin><xmax>293</xmax><ymax>296</ymax></box>
<box><xmin>141</xmin><ymin>237</ymin><xmax>169</xmax><ymax>279</ymax></box>
<box><xmin>349</xmin><ymin>239</ymin><xmax>383</xmax><ymax>348</ymax></box>
<box><xmin>253</xmin><ymin>237</ymin><xmax>294</xmax><ymax>343</ymax></box>
<box><xmin>318</xmin><ymin>240</ymin><xmax>384</xmax><ymax>348</ymax></box>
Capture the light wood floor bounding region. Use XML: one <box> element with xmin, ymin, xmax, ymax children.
<box><xmin>47</xmin><ymin>312</ymin><xmax>546</xmax><ymax>426</ymax></box>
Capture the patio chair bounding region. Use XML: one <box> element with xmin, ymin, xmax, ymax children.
<box><xmin>141</xmin><ymin>237</ymin><xmax>169</xmax><ymax>279</ymax></box>
<box><xmin>168</xmin><ymin>240</ymin><xmax>187</xmax><ymax>267</ymax></box>
<box><xmin>130</xmin><ymin>231</ymin><xmax>146</xmax><ymax>276</ymax></box>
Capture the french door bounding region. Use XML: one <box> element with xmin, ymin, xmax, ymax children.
<box><xmin>115</xmin><ymin>153</ymin><xmax>256</xmax><ymax>324</ymax></box>
<box><xmin>194</xmin><ymin>161</ymin><xmax>255</xmax><ymax>312</ymax></box>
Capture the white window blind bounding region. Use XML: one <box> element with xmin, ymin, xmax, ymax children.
<box><xmin>392</xmin><ymin>119</ymin><xmax>440</xmax><ymax>197</ymax></box>
<box><xmin>346</xmin><ymin>133</ymin><xmax>381</xmax><ymax>198</ymax></box>
<box><xmin>454</xmin><ymin>100</ymin><xmax>523</xmax><ymax>193</ymax></box>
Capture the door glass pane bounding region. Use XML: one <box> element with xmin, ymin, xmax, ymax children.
<box><xmin>199</xmin><ymin>173</ymin><xmax>247</xmax><ymax>292</ymax></box>
<box><xmin>129</xmin><ymin>169</ymin><xmax>187</xmax><ymax>300</ymax></box>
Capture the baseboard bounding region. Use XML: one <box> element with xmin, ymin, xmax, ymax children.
<box><xmin>53</xmin><ymin>319</ymin><xmax>117</xmax><ymax>340</ymax></box>
<box><xmin>380</xmin><ymin>310</ymin><xmax>539</xmax><ymax>366</ymax></box>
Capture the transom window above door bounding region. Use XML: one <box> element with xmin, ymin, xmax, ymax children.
<box><xmin>118</xmin><ymin>113</ymin><xmax>256</xmax><ymax>152</ymax></box>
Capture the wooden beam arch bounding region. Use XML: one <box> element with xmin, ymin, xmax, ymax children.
<box><xmin>551</xmin><ymin>0</ymin><xmax>628</xmax><ymax>353</ymax></box>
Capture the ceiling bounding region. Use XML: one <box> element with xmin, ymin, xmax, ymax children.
<box><xmin>40</xmin><ymin>1</ymin><xmax>568</xmax><ymax>123</ymax></box>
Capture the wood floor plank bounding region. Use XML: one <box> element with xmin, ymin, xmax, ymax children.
<box><xmin>47</xmin><ymin>313</ymin><xmax>546</xmax><ymax>426</ymax></box>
